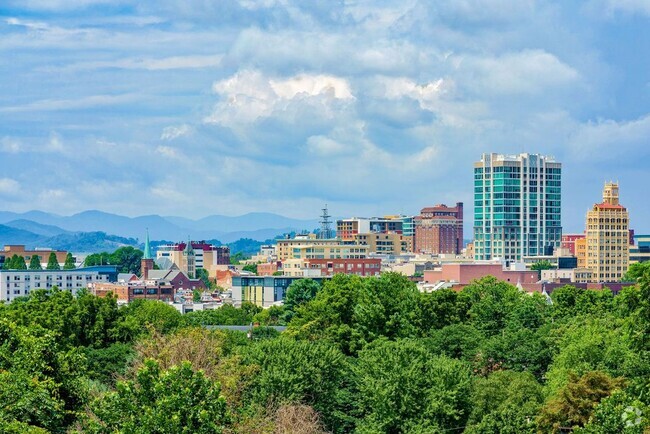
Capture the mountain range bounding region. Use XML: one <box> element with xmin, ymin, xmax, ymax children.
<box><xmin>0</xmin><ymin>210</ymin><xmax>319</xmax><ymax>252</ymax></box>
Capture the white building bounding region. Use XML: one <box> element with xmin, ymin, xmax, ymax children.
<box><xmin>0</xmin><ymin>267</ymin><xmax>112</xmax><ymax>303</ymax></box>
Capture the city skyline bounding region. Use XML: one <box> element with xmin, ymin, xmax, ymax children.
<box><xmin>1</xmin><ymin>1</ymin><xmax>649</xmax><ymax>235</ymax></box>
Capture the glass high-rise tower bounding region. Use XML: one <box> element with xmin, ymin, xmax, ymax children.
<box><xmin>473</xmin><ymin>153</ymin><xmax>562</xmax><ymax>261</ymax></box>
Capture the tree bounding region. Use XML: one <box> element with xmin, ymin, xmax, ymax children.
<box><xmin>109</xmin><ymin>246</ymin><xmax>143</xmax><ymax>274</ymax></box>
<box><xmin>82</xmin><ymin>359</ymin><xmax>229</xmax><ymax>434</ymax></box>
<box><xmin>46</xmin><ymin>252</ymin><xmax>60</xmax><ymax>270</ymax></box>
<box><xmin>458</xmin><ymin>276</ymin><xmax>523</xmax><ymax>336</ymax></box>
<box><xmin>195</xmin><ymin>268</ymin><xmax>213</xmax><ymax>290</ymax></box>
<box><xmin>415</xmin><ymin>288</ymin><xmax>461</xmax><ymax>334</ymax></box>
<box><xmin>241</xmin><ymin>339</ymin><xmax>352</xmax><ymax>433</ymax></box>
<box><xmin>466</xmin><ymin>370</ymin><xmax>543</xmax><ymax>433</ymax></box>
<box><xmin>621</xmin><ymin>261</ymin><xmax>650</xmax><ymax>283</ymax></box>
<box><xmin>354</xmin><ymin>339</ymin><xmax>472</xmax><ymax>433</ymax></box>
<box><xmin>63</xmin><ymin>253</ymin><xmax>75</xmax><ymax>270</ymax></box>
<box><xmin>242</xmin><ymin>263</ymin><xmax>258</xmax><ymax>274</ymax></box>
<box><xmin>537</xmin><ymin>371</ymin><xmax>625</xmax><ymax>433</ymax></box>
<box><xmin>28</xmin><ymin>255</ymin><xmax>42</xmax><ymax>270</ymax></box>
<box><xmin>576</xmin><ymin>389</ymin><xmax>648</xmax><ymax>434</ymax></box>
<box><xmin>284</xmin><ymin>279</ymin><xmax>321</xmax><ymax>312</ymax></box>
<box><xmin>8</xmin><ymin>254</ymin><xmax>27</xmax><ymax>270</ymax></box>
<box><xmin>83</xmin><ymin>252</ymin><xmax>111</xmax><ymax>267</ymax></box>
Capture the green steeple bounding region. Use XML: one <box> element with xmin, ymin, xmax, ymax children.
<box><xmin>143</xmin><ymin>228</ymin><xmax>152</xmax><ymax>260</ymax></box>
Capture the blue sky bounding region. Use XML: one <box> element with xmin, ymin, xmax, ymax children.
<box><xmin>0</xmin><ymin>0</ymin><xmax>649</xmax><ymax>236</ymax></box>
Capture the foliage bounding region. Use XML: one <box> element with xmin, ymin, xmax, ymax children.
<box><xmin>82</xmin><ymin>359</ymin><xmax>229</xmax><ymax>434</ymax></box>
<box><xmin>253</xmin><ymin>305</ymin><xmax>287</xmax><ymax>326</ymax></box>
<box><xmin>622</xmin><ymin>261</ymin><xmax>650</xmax><ymax>283</ymax></box>
<box><xmin>576</xmin><ymin>389</ymin><xmax>649</xmax><ymax>433</ymax></box>
<box><xmin>537</xmin><ymin>371</ymin><xmax>626</xmax><ymax>433</ymax></box>
<box><xmin>531</xmin><ymin>259</ymin><xmax>554</xmax><ymax>273</ymax></box>
<box><xmin>46</xmin><ymin>252</ymin><xmax>60</xmax><ymax>270</ymax></box>
<box><xmin>196</xmin><ymin>267</ymin><xmax>213</xmax><ymax>290</ymax></box>
<box><xmin>0</xmin><ymin>271</ymin><xmax>649</xmax><ymax>433</ymax></box>
<box><xmin>241</xmin><ymin>338</ymin><xmax>352</xmax><ymax>433</ymax></box>
<box><xmin>3</xmin><ymin>254</ymin><xmax>28</xmax><ymax>270</ymax></box>
<box><xmin>242</xmin><ymin>263</ymin><xmax>258</xmax><ymax>274</ymax></box>
<box><xmin>63</xmin><ymin>252</ymin><xmax>76</xmax><ymax>269</ymax></box>
<box><xmin>183</xmin><ymin>303</ymin><xmax>262</xmax><ymax>326</ymax></box>
<box><xmin>466</xmin><ymin>370</ymin><xmax>543</xmax><ymax>433</ymax></box>
<box><xmin>28</xmin><ymin>254</ymin><xmax>42</xmax><ymax>270</ymax></box>
<box><xmin>229</xmin><ymin>252</ymin><xmax>248</xmax><ymax>265</ymax></box>
<box><xmin>83</xmin><ymin>246</ymin><xmax>143</xmax><ymax>274</ymax></box>
<box><xmin>284</xmin><ymin>278</ymin><xmax>321</xmax><ymax>312</ymax></box>
<box><xmin>354</xmin><ymin>339</ymin><xmax>472</xmax><ymax>433</ymax></box>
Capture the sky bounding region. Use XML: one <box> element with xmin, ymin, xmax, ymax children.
<box><xmin>0</xmin><ymin>0</ymin><xmax>649</xmax><ymax>236</ymax></box>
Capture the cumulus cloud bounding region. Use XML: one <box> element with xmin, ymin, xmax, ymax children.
<box><xmin>204</xmin><ymin>70</ymin><xmax>354</xmax><ymax>125</ymax></box>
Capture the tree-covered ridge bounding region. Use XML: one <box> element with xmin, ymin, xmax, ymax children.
<box><xmin>0</xmin><ymin>267</ymin><xmax>649</xmax><ymax>433</ymax></box>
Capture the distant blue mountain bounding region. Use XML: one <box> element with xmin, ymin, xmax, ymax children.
<box><xmin>4</xmin><ymin>219</ymin><xmax>70</xmax><ymax>237</ymax></box>
<box><xmin>0</xmin><ymin>210</ymin><xmax>319</xmax><ymax>243</ymax></box>
<box><xmin>0</xmin><ymin>224</ymin><xmax>45</xmax><ymax>245</ymax></box>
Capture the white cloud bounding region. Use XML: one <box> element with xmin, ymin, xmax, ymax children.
<box><xmin>569</xmin><ymin>113</ymin><xmax>650</xmax><ymax>159</ymax></box>
<box><xmin>161</xmin><ymin>124</ymin><xmax>192</xmax><ymax>140</ymax></box>
<box><xmin>463</xmin><ymin>50</ymin><xmax>580</xmax><ymax>95</ymax></box>
<box><xmin>0</xmin><ymin>178</ymin><xmax>20</xmax><ymax>195</ymax></box>
<box><xmin>205</xmin><ymin>70</ymin><xmax>354</xmax><ymax>125</ymax></box>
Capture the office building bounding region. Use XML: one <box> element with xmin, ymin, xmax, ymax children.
<box><xmin>584</xmin><ymin>182</ymin><xmax>630</xmax><ymax>282</ymax></box>
<box><xmin>414</xmin><ymin>203</ymin><xmax>463</xmax><ymax>254</ymax></box>
<box><xmin>473</xmin><ymin>153</ymin><xmax>562</xmax><ymax>261</ymax></box>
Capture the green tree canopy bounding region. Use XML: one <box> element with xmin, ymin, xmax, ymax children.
<box><xmin>354</xmin><ymin>339</ymin><xmax>472</xmax><ymax>433</ymax></box>
<box><xmin>83</xmin><ymin>359</ymin><xmax>229</xmax><ymax>434</ymax></box>
<box><xmin>28</xmin><ymin>255</ymin><xmax>42</xmax><ymax>270</ymax></box>
<box><xmin>284</xmin><ymin>279</ymin><xmax>321</xmax><ymax>312</ymax></box>
<box><xmin>63</xmin><ymin>253</ymin><xmax>75</xmax><ymax>270</ymax></box>
<box><xmin>46</xmin><ymin>252</ymin><xmax>60</xmax><ymax>270</ymax></box>
<box><xmin>242</xmin><ymin>263</ymin><xmax>258</xmax><ymax>274</ymax></box>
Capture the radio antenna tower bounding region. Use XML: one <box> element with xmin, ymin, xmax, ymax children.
<box><xmin>319</xmin><ymin>205</ymin><xmax>334</xmax><ymax>239</ymax></box>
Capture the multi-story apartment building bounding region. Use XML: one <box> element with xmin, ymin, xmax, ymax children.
<box><xmin>290</xmin><ymin>244</ymin><xmax>368</xmax><ymax>260</ymax></box>
<box><xmin>0</xmin><ymin>266</ymin><xmax>117</xmax><ymax>303</ymax></box>
<box><xmin>282</xmin><ymin>258</ymin><xmax>382</xmax><ymax>278</ymax></box>
<box><xmin>156</xmin><ymin>241</ymin><xmax>230</xmax><ymax>273</ymax></box>
<box><xmin>276</xmin><ymin>236</ymin><xmax>354</xmax><ymax>261</ymax></box>
<box><xmin>414</xmin><ymin>203</ymin><xmax>463</xmax><ymax>254</ymax></box>
<box><xmin>473</xmin><ymin>153</ymin><xmax>562</xmax><ymax>261</ymax></box>
<box><xmin>353</xmin><ymin>232</ymin><xmax>411</xmax><ymax>255</ymax></box>
<box><xmin>584</xmin><ymin>182</ymin><xmax>630</xmax><ymax>282</ymax></box>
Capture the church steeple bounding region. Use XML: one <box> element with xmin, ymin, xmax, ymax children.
<box><xmin>143</xmin><ymin>228</ymin><xmax>152</xmax><ymax>260</ymax></box>
<box><xmin>140</xmin><ymin>229</ymin><xmax>154</xmax><ymax>280</ymax></box>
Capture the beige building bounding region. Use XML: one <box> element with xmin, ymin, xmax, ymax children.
<box><xmin>290</xmin><ymin>243</ymin><xmax>368</xmax><ymax>260</ymax></box>
<box><xmin>584</xmin><ymin>182</ymin><xmax>629</xmax><ymax>282</ymax></box>
<box><xmin>276</xmin><ymin>236</ymin><xmax>351</xmax><ymax>261</ymax></box>
<box><xmin>354</xmin><ymin>232</ymin><xmax>411</xmax><ymax>255</ymax></box>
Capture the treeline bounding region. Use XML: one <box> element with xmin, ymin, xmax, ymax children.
<box><xmin>1</xmin><ymin>267</ymin><xmax>650</xmax><ymax>433</ymax></box>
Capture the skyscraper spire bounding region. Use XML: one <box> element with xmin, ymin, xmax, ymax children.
<box><xmin>143</xmin><ymin>228</ymin><xmax>152</xmax><ymax>260</ymax></box>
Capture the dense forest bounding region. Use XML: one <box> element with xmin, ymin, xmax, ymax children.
<box><xmin>1</xmin><ymin>266</ymin><xmax>650</xmax><ymax>433</ymax></box>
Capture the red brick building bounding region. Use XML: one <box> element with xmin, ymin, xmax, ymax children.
<box><xmin>414</xmin><ymin>203</ymin><xmax>463</xmax><ymax>254</ymax></box>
